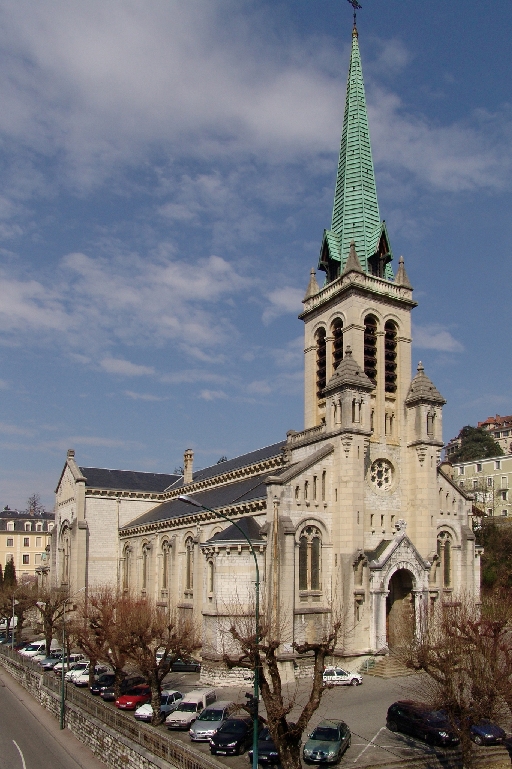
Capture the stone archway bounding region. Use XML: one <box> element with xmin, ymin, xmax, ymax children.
<box><xmin>386</xmin><ymin>569</ymin><xmax>414</xmax><ymax>648</ymax></box>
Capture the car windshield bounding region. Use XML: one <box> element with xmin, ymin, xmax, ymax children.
<box><xmin>310</xmin><ymin>727</ymin><xmax>339</xmax><ymax>741</ymax></box>
<box><xmin>220</xmin><ymin>721</ymin><xmax>247</xmax><ymax>734</ymax></box>
<box><xmin>24</xmin><ymin>644</ymin><xmax>41</xmax><ymax>651</ymax></box>
<box><xmin>259</xmin><ymin>728</ymin><xmax>273</xmax><ymax>741</ymax></box>
<box><xmin>424</xmin><ymin>711</ymin><xmax>449</xmax><ymax>726</ymax></box>
<box><xmin>198</xmin><ymin>709</ymin><xmax>224</xmax><ymax>721</ymax></box>
<box><xmin>176</xmin><ymin>703</ymin><xmax>198</xmax><ymax>712</ymax></box>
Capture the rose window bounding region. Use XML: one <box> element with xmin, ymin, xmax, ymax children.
<box><xmin>370</xmin><ymin>459</ymin><xmax>393</xmax><ymax>491</ymax></box>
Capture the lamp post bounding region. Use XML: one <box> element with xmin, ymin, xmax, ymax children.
<box><xmin>11</xmin><ymin>585</ymin><xmax>23</xmax><ymax>651</ymax></box>
<box><xmin>178</xmin><ymin>495</ymin><xmax>260</xmax><ymax>769</ymax></box>
<box><xmin>60</xmin><ymin>586</ymin><xmax>86</xmax><ymax>729</ymax></box>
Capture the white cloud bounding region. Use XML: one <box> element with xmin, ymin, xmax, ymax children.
<box><xmin>413</xmin><ymin>323</ymin><xmax>464</xmax><ymax>353</ymax></box>
<box><xmin>199</xmin><ymin>389</ymin><xmax>228</xmax><ymax>401</ymax></box>
<box><xmin>124</xmin><ymin>391</ymin><xmax>168</xmax><ymax>402</ymax></box>
<box><xmin>100</xmin><ymin>358</ymin><xmax>155</xmax><ymax>377</ymax></box>
<box><xmin>263</xmin><ymin>286</ymin><xmax>304</xmax><ymax>324</ymax></box>
<box><xmin>0</xmin><ymin>421</ymin><xmax>34</xmax><ymax>436</ymax></box>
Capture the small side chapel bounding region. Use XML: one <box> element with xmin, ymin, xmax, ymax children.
<box><xmin>52</xmin><ymin>22</ymin><xmax>480</xmax><ymax>680</ymax></box>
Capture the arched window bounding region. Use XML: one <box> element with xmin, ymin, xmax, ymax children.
<box><xmin>304</xmin><ymin>480</ymin><xmax>309</xmax><ymax>501</ymax></box>
<box><xmin>185</xmin><ymin>537</ymin><xmax>194</xmax><ymax>592</ymax></box>
<box><xmin>321</xmin><ymin>471</ymin><xmax>326</xmax><ymax>502</ymax></box>
<box><xmin>313</xmin><ymin>476</ymin><xmax>317</xmax><ymax>501</ymax></box>
<box><xmin>208</xmin><ymin>560</ymin><xmax>214</xmax><ymax>594</ymax></box>
<box><xmin>298</xmin><ymin>526</ymin><xmax>322</xmax><ymax>591</ymax></box>
<box><xmin>437</xmin><ymin>532</ymin><xmax>452</xmax><ymax>588</ymax></box>
<box><xmin>123</xmin><ymin>545</ymin><xmax>131</xmax><ymax>591</ymax></box>
<box><xmin>384</xmin><ymin>321</ymin><xmax>397</xmax><ymax>393</ymax></box>
<box><xmin>364</xmin><ymin>316</ymin><xmax>378</xmax><ymax>384</ymax></box>
<box><xmin>142</xmin><ymin>543</ymin><xmax>150</xmax><ymax>591</ymax></box>
<box><xmin>295</xmin><ymin>486</ymin><xmax>300</xmax><ymax>502</ymax></box>
<box><xmin>161</xmin><ymin>541</ymin><xmax>170</xmax><ymax>590</ymax></box>
<box><xmin>332</xmin><ymin>319</ymin><xmax>343</xmax><ymax>371</ymax></box>
<box><xmin>316</xmin><ymin>328</ymin><xmax>327</xmax><ymax>400</ymax></box>
<box><xmin>427</xmin><ymin>409</ymin><xmax>435</xmax><ymax>437</ymax></box>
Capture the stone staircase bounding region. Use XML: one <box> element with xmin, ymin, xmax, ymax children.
<box><xmin>363</xmin><ymin>654</ymin><xmax>415</xmax><ymax>678</ymax></box>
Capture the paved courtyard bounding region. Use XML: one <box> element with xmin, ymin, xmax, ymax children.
<box><xmin>152</xmin><ymin>670</ymin><xmax>469</xmax><ymax>768</ymax></box>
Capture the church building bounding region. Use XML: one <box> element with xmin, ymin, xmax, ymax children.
<box><xmin>52</xmin><ymin>22</ymin><xmax>480</xmax><ymax>680</ymax></box>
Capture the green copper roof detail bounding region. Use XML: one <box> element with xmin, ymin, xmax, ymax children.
<box><xmin>319</xmin><ymin>27</ymin><xmax>393</xmax><ymax>282</ymax></box>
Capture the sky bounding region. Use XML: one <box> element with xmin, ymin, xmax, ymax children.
<box><xmin>0</xmin><ymin>0</ymin><xmax>511</xmax><ymax>510</ymax></box>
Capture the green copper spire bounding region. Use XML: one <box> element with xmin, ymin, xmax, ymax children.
<box><xmin>319</xmin><ymin>24</ymin><xmax>393</xmax><ymax>282</ymax></box>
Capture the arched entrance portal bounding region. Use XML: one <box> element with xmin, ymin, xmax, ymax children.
<box><xmin>386</xmin><ymin>569</ymin><xmax>414</xmax><ymax>648</ymax></box>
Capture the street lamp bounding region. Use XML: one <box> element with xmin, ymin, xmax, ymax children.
<box><xmin>178</xmin><ymin>495</ymin><xmax>260</xmax><ymax>769</ymax></box>
<box><xmin>11</xmin><ymin>585</ymin><xmax>23</xmax><ymax>651</ymax></box>
<box><xmin>60</xmin><ymin>586</ymin><xmax>86</xmax><ymax>729</ymax></box>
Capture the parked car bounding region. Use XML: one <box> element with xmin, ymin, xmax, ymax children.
<box><xmin>386</xmin><ymin>701</ymin><xmax>459</xmax><ymax>747</ymax></box>
<box><xmin>189</xmin><ymin>701</ymin><xmax>236</xmax><ymax>741</ymax></box>
<box><xmin>19</xmin><ymin>641</ymin><xmax>47</xmax><ymax>658</ymax></box>
<box><xmin>90</xmin><ymin>673</ymin><xmax>116</xmax><ymax>695</ymax></box>
<box><xmin>134</xmin><ymin>690</ymin><xmax>183</xmax><ymax>723</ymax></box>
<box><xmin>165</xmin><ymin>689</ymin><xmax>216</xmax><ymax>730</ymax></box>
<box><xmin>209</xmin><ymin>718</ymin><xmax>253</xmax><ymax>755</ymax></box>
<box><xmin>171</xmin><ymin>657</ymin><xmax>201</xmax><ymax>673</ymax></box>
<box><xmin>53</xmin><ymin>654</ymin><xmax>85</xmax><ymax>675</ymax></box>
<box><xmin>248</xmin><ymin>726</ymin><xmax>282</xmax><ymax>765</ymax></box>
<box><xmin>115</xmin><ymin>684</ymin><xmax>152</xmax><ymax>710</ymax></box>
<box><xmin>101</xmin><ymin>675</ymin><xmax>145</xmax><ymax>702</ymax></box>
<box><xmin>73</xmin><ymin>665</ymin><xmax>112</xmax><ymax>687</ymax></box>
<box><xmin>40</xmin><ymin>654</ymin><xmax>64</xmax><ymax>671</ymax></box>
<box><xmin>469</xmin><ymin>720</ymin><xmax>506</xmax><ymax>746</ymax></box>
<box><xmin>322</xmin><ymin>667</ymin><xmax>362</xmax><ymax>686</ymax></box>
<box><xmin>302</xmin><ymin>720</ymin><xmax>351</xmax><ymax>764</ymax></box>
<box><xmin>65</xmin><ymin>660</ymin><xmax>91</xmax><ymax>682</ymax></box>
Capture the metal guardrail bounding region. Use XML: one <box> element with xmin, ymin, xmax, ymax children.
<box><xmin>0</xmin><ymin>646</ymin><xmax>223</xmax><ymax>769</ymax></box>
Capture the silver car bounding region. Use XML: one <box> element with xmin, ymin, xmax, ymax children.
<box><xmin>189</xmin><ymin>701</ymin><xmax>235</xmax><ymax>741</ymax></box>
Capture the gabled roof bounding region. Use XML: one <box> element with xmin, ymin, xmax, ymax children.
<box><xmin>405</xmin><ymin>362</ymin><xmax>446</xmax><ymax>406</ymax></box>
<box><xmin>186</xmin><ymin>441</ymin><xmax>286</xmax><ymax>486</ymax></box>
<box><xmin>323</xmin><ymin>346</ymin><xmax>375</xmax><ymax>394</ymax></box>
<box><xmin>266</xmin><ymin>444</ymin><xmax>334</xmax><ymax>485</ymax></box>
<box><xmin>122</xmin><ymin>473</ymin><xmax>270</xmax><ymax>530</ymax></box>
<box><xmin>79</xmin><ymin>467</ymin><xmax>180</xmax><ymax>493</ymax></box>
<box><xmin>203</xmin><ymin>516</ymin><xmax>264</xmax><ymax>545</ymax></box>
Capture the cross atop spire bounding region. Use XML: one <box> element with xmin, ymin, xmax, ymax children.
<box><xmin>318</xmin><ymin>21</ymin><xmax>394</xmax><ymax>283</ymax></box>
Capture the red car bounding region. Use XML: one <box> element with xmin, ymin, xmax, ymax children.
<box><xmin>115</xmin><ymin>684</ymin><xmax>151</xmax><ymax>710</ymax></box>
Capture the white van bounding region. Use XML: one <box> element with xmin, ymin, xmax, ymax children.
<box><xmin>19</xmin><ymin>641</ymin><xmax>47</xmax><ymax>657</ymax></box>
<box><xmin>165</xmin><ymin>689</ymin><xmax>216</xmax><ymax>730</ymax></box>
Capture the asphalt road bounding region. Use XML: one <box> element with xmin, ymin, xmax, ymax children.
<box><xmin>0</xmin><ymin>669</ymin><xmax>106</xmax><ymax>769</ymax></box>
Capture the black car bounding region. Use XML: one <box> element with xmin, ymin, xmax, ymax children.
<box><xmin>248</xmin><ymin>727</ymin><xmax>280</xmax><ymax>765</ymax></box>
<box><xmin>387</xmin><ymin>701</ymin><xmax>459</xmax><ymax>747</ymax></box>
<box><xmin>210</xmin><ymin>718</ymin><xmax>254</xmax><ymax>755</ymax></box>
<box><xmin>469</xmin><ymin>720</ymin><xmax>506</xmax><ymax>746</ymax></box>
<box><xmin>101</xmin><ymin>675</ymin><xmax>145</xmax><ymax>701</ymax></box>
<box><xmin>90</xmin><ymin>673</ymin><xmax>116</xmax><ymax>695</ymax></box>
<box><xmin>171</xmin><ymin>657</ymin><xmax>201</xmax><ymax>673</ymax></box>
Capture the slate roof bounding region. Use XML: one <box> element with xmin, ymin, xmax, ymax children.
<box><xmin>122</xmin><ymin>473</ymin><xmax>270</xmax><ymax>529</ymax></box>
<box><xmin>364</xmin><ymin>540</ymin><xmax>392</xmax><ymax>563</ymax></box>
<box><xmin>79</xmin><ymin>467</ymin><xmax>181</xmax><ymax>493</ymax></box>
<box><xmin>188</xmin><ymin>441</ymin><xmax>285</xmax><ymax>485</ymax></box>
<box><xmin>323</xmin><ymin>346</ymin><xmax>375</xmax><ymax>393</ymax></box>
<box><xmin>405</xmin><ymin>362</ymin><xmax>446</xmax><ymax>406</ymax></box>
<box><xmin>204</xmin><ymin>516</ymin><xmax>264</xmax><ymax>545</ymax></box>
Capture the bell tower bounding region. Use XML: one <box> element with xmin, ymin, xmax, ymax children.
<box><xmin>300</xmin><ymin>22</ymin><xmax>416</xmax><ymax>449</ymax></box>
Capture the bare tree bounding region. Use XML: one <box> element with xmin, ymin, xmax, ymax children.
<box><xmin>222</xmin><ymin>600</ymin><xmax>342</xmax><ymax>769</ymax></box>
<box><xmin>394</xmin><ymin>591</ymin><xmax>512</xmax><ymax>767</ymax></box>
<box><xmin>35</xmin><ymin>587</ymin><xmax>69</xmax><ymax>655</ymax></box>
<box><xmin>123</xmin><ymin>597</ymin><xmax>200</xmax><ymax>725</ymax></box>
<box><xmin>81</xmin><ymin>586</ymin><xmax>132</xmax><ymax>698</ymax></box>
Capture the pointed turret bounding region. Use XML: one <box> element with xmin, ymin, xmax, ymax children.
<box><xmin>342</xmin><ymin>240</ymin><xmax>364</xmax><ymax>276</ymax></box>
<box><xmin>303</xmin><ymin>268</ymin><xmax>320</xmax><ymax>300</ymax></box>
<box><xmin>405</xmin><ymin>362</ymin><xmax>446</xmax><ymax>406</ymax></box>
<box><xmin>395</xmin><ymin>256</ymin><xmax>412</xmax><ymax>289</ymax></box>
<box><xmin>318</xmin><ymin>24</ymin><xmax>394</xmax><ymax>282</ymax></box>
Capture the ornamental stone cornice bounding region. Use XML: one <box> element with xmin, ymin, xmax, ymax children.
<box><xmin>119</xmin><ymin>498</ymin><xmax>267</xmax><ymax>538</ymax></box>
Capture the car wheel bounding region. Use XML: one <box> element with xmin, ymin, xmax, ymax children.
<box><xmin>350</xmin><ymin>678</ymin><xmax>358</xmax><ymax>686</ymax></box>
<box><xmin>387</xmin><ymin>721</ymin><xmax>398</xmax><ymax>732</ymax></box>
<box><xmin>473</xmin><ymin>735</ymin><xmax>483</xmax><ymax>746</ymax></box>
<box><xmin>236</xmin><ymin>744</ymin><xmax>245</xmax><ymax>756</ymax></box>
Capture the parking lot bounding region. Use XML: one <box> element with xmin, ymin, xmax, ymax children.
<box><xmin>99</xmin><ymin>668</ymin><xmax>474</xmax><ymax>768</ymax></box>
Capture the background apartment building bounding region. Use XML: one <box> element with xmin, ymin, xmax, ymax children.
<box><xmin>0</xmin><ymin>507</ymin><xmax>54</xmax><ymax>580</ymax></box>
<box><xmin>449</xmin><ymin>455</ymin><xmax>512</xmax><ymax>518</ymax></box>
